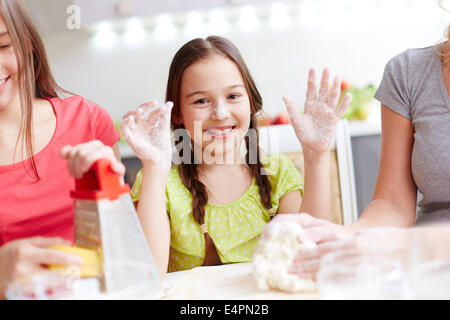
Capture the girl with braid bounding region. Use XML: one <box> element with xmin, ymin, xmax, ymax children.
<box><xmin>120</xmin><ymin>36</ymin><xmax>352</xmax><ymax>276</ymax></box>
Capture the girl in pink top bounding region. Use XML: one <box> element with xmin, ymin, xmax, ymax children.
<box><xmin>0</xmin><ymin>0</ymin><xmax>123</xmax><ymax>298</ymax></box>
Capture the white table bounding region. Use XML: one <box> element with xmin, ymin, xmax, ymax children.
<box><xmin>160</xmin><ymin>263</ymin><xmax>318</xmax><ymax>300</ymax></box>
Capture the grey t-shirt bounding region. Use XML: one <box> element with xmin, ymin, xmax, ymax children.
<box><xmin>375</xmin><ymin>45</ymin><xmax>450</xmax><ymax>225</ymax></box>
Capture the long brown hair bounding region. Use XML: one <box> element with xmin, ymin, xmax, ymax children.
<box><xmin>1</xmin><ymin>0</ymin><xmax>69</xmax><ymax>179</ymax></box>
<box><xmin>166</xmin><ymin>36</ymin><xmax>273</xmax><ymax>266</ymax></box>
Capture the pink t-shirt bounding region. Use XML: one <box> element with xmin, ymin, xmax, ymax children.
<box><xmin>0</xmin><ymin>96</ymin><xmax>120</xmax><ymax>245</ymax></box>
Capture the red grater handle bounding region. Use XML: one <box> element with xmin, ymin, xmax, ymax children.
<box><xmin>70</xmin><ymin>158</ymin><xmax>130</xmax><ymax>201</ymax></box>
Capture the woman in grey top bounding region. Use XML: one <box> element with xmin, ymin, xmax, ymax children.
<box><xmin>374</xmin><ymin>41</ymin><xmax>450</xmax><ymax>225</ymax></box>
<box><xmin>264</xmin><ymin>24</ymin><xmax>450</xmax><ymax>279</ymax></box>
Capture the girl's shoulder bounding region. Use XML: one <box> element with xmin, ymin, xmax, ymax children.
<box><xmin>46</xmin><ymin>96</ymin><xmax>106</xmax><ymax>114</ymax></box>
<box><xmin>47</xmin><ymin>95</ymin><xmax>119</xmax><ymax>144</ymax></box>
<box><xmin>131</xmin><ymin>165</ymin><xmax>185</xmax><ymax>202</ymax></box>
<box><xmin>262</xmin><ymin>153</ymin><xmax>303</xmax><ymax>196</ymax></box>
<box><xmin>167</xmin><ymin>165</ymin><xmax>184</xmax><ymax>188</ymax></box>
<box><xmin>261</xmin><ymin>153</ymin><xmax>296</xmax><ymax>176</ymax></box>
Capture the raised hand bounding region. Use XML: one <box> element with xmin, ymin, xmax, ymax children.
<box><xmin>283</xmin><ymin>68</ymin><xmax>352</xmax><ymax>153</ymax></box>
<box><xmin>120</xmin><ymin>100</ymin><xmax>174</xmax><ymax>173</ymax></box>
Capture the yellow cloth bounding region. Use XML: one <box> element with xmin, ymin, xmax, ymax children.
<box><xmin>131</xmin><ymin>153</ymin><xmax>303</xmax><ymax>272</ymax></box>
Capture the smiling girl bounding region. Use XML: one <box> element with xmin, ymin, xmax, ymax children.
<box><xmin>0</xmin><ymin>0</ymin><xmax>122</xmax><ymax>298</ymax></box>
<box><xmin>120</xmin><ymin>36</ymin><xmax>351</xmax><ymax>275</ymax></box>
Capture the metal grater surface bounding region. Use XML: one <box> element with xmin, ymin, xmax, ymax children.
<box><xmin>71</xmin><ymin>159</ymin><xmax>161</xmax><ymax>297</ymax></box>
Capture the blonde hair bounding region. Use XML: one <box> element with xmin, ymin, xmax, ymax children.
<box><xmin>435</xmin><ymin>1</ymin><xmax>450</xmax><ymax>66</ymax></box>
<box><xmin>434</xmin><ymin>25</ymin><xmax>450</xmax><ymax>67</ymax></box>
<box><xmin>1</xmin><ymin>0</ymin><xmax>70</xmax><ymax>179</ymax></box>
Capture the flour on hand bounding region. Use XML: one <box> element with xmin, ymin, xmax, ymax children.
<box><xmin>283</xmin><ymin>68</ymin><xmax>352</xmax><ymax>153</ymax></box>
<box><xmin>120</xmin><ymin>101</ymin><xmax>173</xmax><ymax>173</ymax></box>
<box><xmin>252</xmin><ymin>222</ymin><xmax>317</xmax><ymax>293</ymax></box>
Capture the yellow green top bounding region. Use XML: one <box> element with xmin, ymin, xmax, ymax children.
<box><xmin>130</xmin><ymin>153</ymin><xmax>303</xmax><ymax>272</ymax></box>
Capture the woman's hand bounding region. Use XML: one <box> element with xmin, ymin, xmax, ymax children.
<box><xmin>60</xmin><ymin>140</ymin><xmax>125</xmax><ymax>179</ymax></box>
<box><xmin>283</xmin><ymin>68</ymin><xmax>352</xmax><ymax>154</ymax></box>
<box><xmin>0</xmin><ymin>237</ymin><xmax>82</xmax><ymax>299</ymax></box>
<box><xmin>273</xmin><ymin>214</ymin><xmax>408</xmax><ymax>280</ymax></box>
<box><xmin>120</xmin><ymin>101</ymin><xmax>173</xmax><ymax>174</ymax></box>
<box><xmin>266</xmin><ymin>213</ymin><xmax>353</xmax><ymax>280</ymax></box>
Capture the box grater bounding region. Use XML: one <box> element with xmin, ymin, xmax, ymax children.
<box><xmin>71</xmin><ymin>158</ymin><xmax>161</xmax><ymax>296</ymax></box>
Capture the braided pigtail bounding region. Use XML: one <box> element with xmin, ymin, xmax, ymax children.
<box><xmin>178</xmin><ymin>146</ymin><xmax>223</xmax><ymax>266</ymax></box>
<box><xmin>245</xmin><ymin>119</ymin><xmax>273</xmax><ymax>216</ymax></box>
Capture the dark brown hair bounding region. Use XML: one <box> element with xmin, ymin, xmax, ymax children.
<box><xmin>166</xmin><ymin>36</ymin><xmax>272</xmax><ymax>266</ymax></box>
<box><xmin>1</xmin><ymin>0</ymin><xmax>69</xmax><ymax>179</ymax></box>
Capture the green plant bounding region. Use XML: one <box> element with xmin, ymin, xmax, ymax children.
<box><xmin>341</xmin><ymin>84</ymin><xmax>377</xmax><ymax>121</ymax></box>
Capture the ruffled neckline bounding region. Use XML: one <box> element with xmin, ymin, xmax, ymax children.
<box><xmin>205</xmin><ymin>178</ymin><xmax>257</xmax><ymax>209</ymax></box>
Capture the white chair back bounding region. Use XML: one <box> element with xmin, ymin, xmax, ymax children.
<box><xmin>258</xmin><ymin>120</ymin><xmax>358</xmax><ymax>225</ymax></box>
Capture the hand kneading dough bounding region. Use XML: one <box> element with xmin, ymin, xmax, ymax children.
<box><xmin>252</xmin><ymin>222</ymin><xmax>317</xmax><ymax>293</ymax></box>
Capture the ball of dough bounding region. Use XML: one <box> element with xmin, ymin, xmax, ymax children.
<box><xmin>252</xmin><ymin>222</ymin><xmax>317</xmax><ymax>293</ymax></box>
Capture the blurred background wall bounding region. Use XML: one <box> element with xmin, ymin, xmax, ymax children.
<box><xmin>22</xmin><ymin>0</ymin><xmax>449</xmax><ymax>214</ymax></box>
<box><xmin>24</xmin><ymin>0</ymin><xmax>449</xmax><ymax>121</ymax></box>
